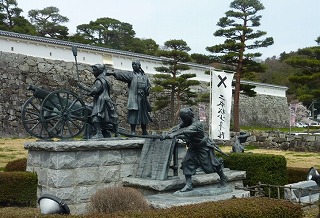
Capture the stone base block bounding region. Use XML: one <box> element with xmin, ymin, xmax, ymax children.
<box><xmin>145</xmin><ymin>186</ymin><xmax>250</xmax><ymax>209</ymax></box>
<box><xmin>122</xmin><ymin>168</ymin><xmax>246</xmax><ymax>194</ymax></box>
<box><xmin>284</xmin><ymin>180</ymin><xmax>320</xmax><ymax>204</ymax></box>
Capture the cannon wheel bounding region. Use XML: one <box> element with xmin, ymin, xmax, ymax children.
<box><xmin>40</xmin><ymin>90</ymin><xmax>88</xmax><ymax>139</ymax></box>
<box><xmin>21</xmin><ymin>96</ymin><xmax>51</xmax><ymax>139</ymax></box>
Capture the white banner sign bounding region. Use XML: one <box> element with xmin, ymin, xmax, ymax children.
<box><xmin>211</xmin><ymin>70</ymin><xmax>234</xmax><ymax>140</ymax></box>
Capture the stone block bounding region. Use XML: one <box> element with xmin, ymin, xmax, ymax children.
<box><xmin>99</xmin><ymin>165</ymin><xmax>120</xmax><ymax>183</ymax></box>
<box><xmin>26</xmin><ymin>59</ymin><xmax>37</xmax><ymax>66</ymax></box>
<box><xmin>74</xmin><ymin>167</ymin><xmax>99</xmax><ymax>185</ymax></box>
<box><xmin>256</xmin><ymin>136</ymin><xmax>267</xmax><ymax>142</ymax></box>
<box><xmin>99</xmin><ymin>150</ymin><xmax>122</xmax><ymax>165</ymax></box>
<box><xmin>260</xmin><ymin>141</ymin><xmax>272</xmax><ymax>148</ymax></box>
<box><xmin>47</xmin><ymin>169</ymin><xmax>75</xmax><ymax>188</ymax></box>
<box><xmin>173</xmin><ymin>185</ymin><xmax>233</xmax><ymax>197</ymax></box>
<box><xmin>27</xmin><ymin>150</ymin><xmax>50</xmax><ymax>167</ymax></box>
<box><xmin>76</xmin><ymin>150</ymin><xmax>100</xmax><ymax>167</ymax></box>
<box><xmin>286</xmin><ymin>135</ymin><xmax>295</xmax><ymax>141</ymax></box>
<box><xmin>146</xmin><ymin>188</ymin><xmax>250</xmax><ymax>209</ymax></box>
<box><xmin>294</xmin><ymin>135</ymin><xmax>304</xmax><ymax>140</ymax></box>
<box><xmin>249</xmin><ymin>135</ymin><xmax>256</xmax><ymax>142</ymax></box>
<box><xmin>279</xmin><ymin>142</ymin><xmax>290</xmax><ymax>150</ymax></box>
<box><xmin>96</xmin><ymin>182</ymin><xmax>118</xmax><ymax>190</ymax></box>
<box><xmin>120</xmin><ymin>164</ymin><xmax>138</xmax><ymax>178</ymax></box>
<box><xmin>60</xmin><ymin>188</ymin><xmax>78</xmax><ymax>204</ymax></box>
<box><xmin>40</xmin><ymin>186</ymin><xmax>76</xmax><ymax>204</ymax></box>
<box><xmin>303</xmin><ymin>135</ymin><xmax>316</xmax><ymax>142</ymax></box>
<box><xmin>279</xmin><ymin>133</ymin><xmax>286</xmax><ymax>139</ymax></box>
<box><xmin>120</xmin><ymin>149</ymin><xmax>140</xmax><ymax>164</ymax></box>
<box><xmin>18</xmin><ymin>64</ymin><xmax>29</xmax><ymax>71</ymax></box>
<box><xmin>34</xmin><ymin>167</ymin><xmax>48</xmax><ymax>186</ymax></box>
<box><xmin>49</xmin><ymin>152</ymin><xmax>76</xmax><ymax>169</ymax></box>
<box><xmin>75</xmin><ymin>186</ymin><xmax>98</xmax><ymax>203</ymax></box>
<box><xmin>315</xmin><ymin>136</ymin><xmax>320</xmax><ymax>142</ymax></box>
<box><xmin>68</xmin><ymin>203</ymin><xmax>88</xmax><ymax>215</ymax></box>
<box><xmin>274</xmin><ymin>137</ymin><xmax>286</xmax><ymax>143</ymax></box>
<box><xmin>284</xmin><ymin>180</ymin><xmax>319</xmax><ymax>203</ymax></box>
<box><xmin>123</xmin><ymin>169</ymin><xmax>246</xmax><ymax>192</ymax></box>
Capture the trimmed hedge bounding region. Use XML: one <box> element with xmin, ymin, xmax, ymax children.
<box><xmin>102</xmin><ymin>197</ymin><xmax>303</xmax><ymax>218</ymax></box>
<box><xmin>287</xmin><ymin>167</ymin><xmax>309</xmax><ymax>184</ymax></box>
<box><xmin>0</xmin><ymin>172</ymin><xmax>37</xmax><ymax>207</ymax></box>
<box><xmin>4</xmin><ymin>158</ymin><xmax>27</xmax><ymax>172</ymax></box>
<box><xmin>221</xmin><ymin>153</ymin><xmax>288</xmax><ymax>197</ymax></box>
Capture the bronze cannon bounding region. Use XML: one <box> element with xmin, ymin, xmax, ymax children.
<box><xmin>21</xmin><ymin>85</ymin><xmax>114</xmax><ymax>139</ymax></box>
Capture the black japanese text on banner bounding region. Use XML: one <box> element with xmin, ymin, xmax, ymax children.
<box><xmin>211</xmin><ymin>70</ymin><xmax>234</xmax><ymax>140</ymax></box>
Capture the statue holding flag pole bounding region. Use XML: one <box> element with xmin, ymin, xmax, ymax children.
<box><xmin>72</xmin><ymin>46</ymin><xmax>119</xmax><ymax>139</ymax></box>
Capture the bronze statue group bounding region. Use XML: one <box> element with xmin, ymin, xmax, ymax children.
<box><xmin>80</xmin><ymin>60</ymin><xmax>227</xmax><ymax>192</ymax></box>
<box><xmin>79</xmin><ymin>59</ymin><xmax>152</xmax><ymax>138</ymax></box>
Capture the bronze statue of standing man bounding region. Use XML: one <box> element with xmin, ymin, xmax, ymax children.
<box><xmin>107</xmin><ymin>60</ymin><xmax>152</xmax><ymax>135</ymax></box>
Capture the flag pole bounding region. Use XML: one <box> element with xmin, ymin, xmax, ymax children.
<box><xmin>209</xmin><ymin>67</ymin><xmax>213</xmax><ymax>139</ymax></box>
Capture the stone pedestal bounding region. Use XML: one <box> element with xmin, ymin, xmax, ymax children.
<box><xmin>25</xmin><ymin>138</ymin><xmax>249</xmax><ymax>213</ymax></box>
<box><xmin>25</xmin><ymin>138</ymin><xmax>144</xmax><ymax>214</ymax></box>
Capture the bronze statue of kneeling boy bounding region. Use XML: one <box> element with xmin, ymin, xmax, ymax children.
<box><xmin>164</xmin><ymin>108</ymin><xmax>227</xmax><ymax>192</ymax></box>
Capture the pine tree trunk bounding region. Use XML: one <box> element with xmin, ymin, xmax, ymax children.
<box><xmin>234</xmin><ymin>70</ymin><xmax>240</xmax><ymax>132</ymax></box>
<box><xmin>234</xmin><ymin>39</ymin><xmax>245</xmax><ymax>132</ymax></box>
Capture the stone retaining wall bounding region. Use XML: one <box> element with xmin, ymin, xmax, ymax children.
<box><xmin>227</xmin><ymin>131</ymin><xmax>320</xmax><ymax>152</ymax></box>
<box><xmin>0</xmin><ymin>51</ymin><xmax>289</xmax><ymax>137</ymax></box>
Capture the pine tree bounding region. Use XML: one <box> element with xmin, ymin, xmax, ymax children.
<box><xmin>206</xmin><ymin>0</ymin><xmax>273</xmax><ymax>131</ymax></box>
<box><xmin>0</xmin><ymin>0</ymin><xmax>36</xmax><ymax>34</ymax></box>
<box><xmin>152</xmin><ymin>39</ymin><xmax>200</xmax><ymax>125</ymax></box>
<box><xmin>282</xmin><ymin>37</ymin><xmax>320</xmax><ymax>112</ymax></box>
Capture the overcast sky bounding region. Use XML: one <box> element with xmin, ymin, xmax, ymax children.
<box><xmin>16</xmin><ymin>0</ymin><xmax>320</xmax><ymax>59</ymax></box>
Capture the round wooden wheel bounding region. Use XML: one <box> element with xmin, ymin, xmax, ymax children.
<box><xmin>21</xmin><ymin>96</ymin><xmax>51</xmax><ymax>139</ymax></box>
<box><xmin>40</xmin><ymin>90</ymin><xmax>88</xmax><ymax>139</ymax></box>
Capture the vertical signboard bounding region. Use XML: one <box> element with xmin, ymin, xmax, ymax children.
<box><xmin>211</xmin><ymin>70</ymin><xmax>234</xmax><ymax>140</ymax></box>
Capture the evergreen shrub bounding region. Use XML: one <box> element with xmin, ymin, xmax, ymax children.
<box><xmin>103</xmin><ymin>197</ymin><xmax>302</xmax><ymax>218</ymax></box>
<box><xmin>4</xmin><ymin>158</ymin><xmax>27</xmax><ymax>172</ymax></box>
<box><xmin>222</xmin><ymin>153</ymin><xmax>288</xmax><ymax>197</ymax></box>
<box><xmin>0</xmin><ymin>171</ymin><xmax>37</xmax><ymax>207</ymax></box>
<box><xmin>287</xmin><ymin>167</ymin><xmax>309</xmax><ymax>184</ymax></box>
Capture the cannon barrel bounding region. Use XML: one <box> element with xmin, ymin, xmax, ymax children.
<box><xmin>27</xmin><ymin>85</ymin><xmax>90</xmax><ymax>115</ymax></box>
<box><xmin>27</xmin><ymin>84</ymin><xmax>76</xmax><ymax>111</ymax></box>
<box><xmin>27</xmin><ymin>84</ymin><xmax>50</xmax><ymax>100</ymax></box>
